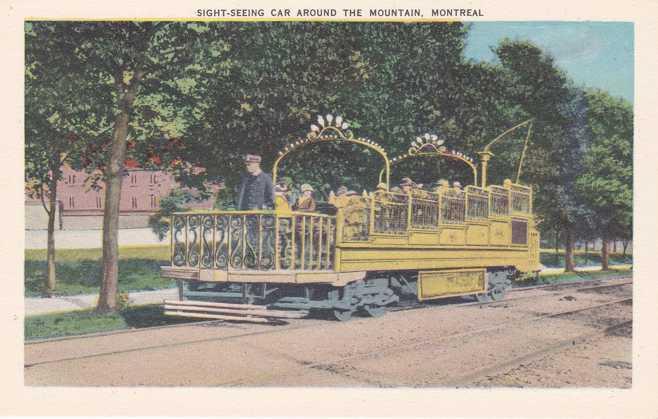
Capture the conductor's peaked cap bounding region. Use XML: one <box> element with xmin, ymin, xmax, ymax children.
<box><xmin>244</xmin><ymin>154</ymin><xmax>262</xmax><ymax>163</ymax></box>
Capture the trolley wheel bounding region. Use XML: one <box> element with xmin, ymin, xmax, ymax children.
<box><xmin>332</xmin><ymin>309</ymin><xmax>354</xmax><ymax>322</ymax></box>
<box><xmin>476</xmin><ymin>286</ymin><xmax>507</xmax><ymax>303</ymax></box>
<box><xmin>362</xmin><ymin>304</ymin><xmax>386</xmax><ymax>317</ymax></box>
<box><xmin>475</xmin><ymin>292</ymin><xmax>493</xmax><ymax>303</ymax></box>
<box><xmin>490</xmin><ymin>286</ymin><xmax>507</xmax><ymax>301</ymax></box>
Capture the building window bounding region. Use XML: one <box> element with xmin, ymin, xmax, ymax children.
<box><xmin>130</xmin><ymin>173</ymin><xmax>137</xmax><ymax>184</ymax></box>
<box><xmin>149</xmin><ymin>173</ymin><xmax>157</xmax><ymax>184</ymax></box>
<box><xmin>150</xmin><ymin>195</ymin><xmax>157</xmax><ymax>208</ymax></box>
<box><xmin>131</xmin><ymin>196</ymin><xmax>138</xmax><ymax>209</ymax></box>
<box><xmin>96</xmin><ymin>196</ymin><xmax>102</xmax><ymax>209</ymax></box>
<box><xmin>68</xmin><ymin>196</ymin><xmax>75</xmax><ymax>208</ymax></box>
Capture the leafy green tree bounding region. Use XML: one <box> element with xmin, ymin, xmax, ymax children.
<box><xmin>26</xmin><ymin>21</ymin><xmax>227</xmax><ymax>311</ymax></box>
<box><xmin>493</xmin><ymin>40</ymin><xmax>591</xmax><ymax>271</ymax></box>
<box><xmin>181</xmin><ymin>22</ymin><xmax>472</xmax><ymax>195</ymax></box>
<box><xmin>576</xmin><ymin>90</ymin><xmax>633</xmax><ymax>269</ymax></box>
<box><xmin>25</xmin><ymin>23</ymin><xmax>100</xmax><ymax>295</ymax></box>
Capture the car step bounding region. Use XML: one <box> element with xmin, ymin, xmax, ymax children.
<box><xmin>163</xmin><ymin>299</ymin><xmax>309</xmax><ymax>323</ymax></box>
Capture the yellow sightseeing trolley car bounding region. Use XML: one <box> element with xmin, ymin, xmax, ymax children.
<box><xmin>161</xmin><ymin>115</ymin><xmax>540</xmax><ymax>321</ymax></box>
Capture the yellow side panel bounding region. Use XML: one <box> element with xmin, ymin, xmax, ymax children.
<box><xmin>199</xmin><ymin>269</ymin><xmax>228</xmax><ymax>282</ymax></box>
<box><xmin>409</xmin><ymin>231</ymin><xmax>440</xmax><ymax>245</ymax></box>
<box><xmin>466</xmin><ymin>224</ymin><xmax>489</xmax><ymax>245</ymax></box>
<box><xmin>369</xmin><ymin>235</ymin><xmax>409</xmax><ymax>246</ymax></box>
<box><xmin>337</xmin><ymin>247</ymin><xmax>533</xmax><ymax>272</ymax></box>
<box><xmin>439</xmin><ymin>227</ymin><xmax>466</xmax><ymax>245</ymax></box>
<box><xmin>489</xmin><ymin>221</ymin><xmax>510</xmax><ymax>245</ymax></box>
<box><xmin>418</xmin><ymin>269</ymin><xmax>486</xmax><ymax>300</ymax></box>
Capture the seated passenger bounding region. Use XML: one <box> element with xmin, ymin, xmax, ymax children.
<box><xmin>277</xmin><ymin>178</ymin><xmax>294</xmax><ymax>205</ymax></box>
<box><xmin>433</xmin><ymin>178</ymin><xmax>450</xmax><ymax>194</ymax></box>
<box><xmin>330</xmin><ymin>185</ymin><xmax>350</xmax><ymax>208</ymax></box>
<box><xmin>293</xmin><ymin>184</ymin><xmax>317</xmax><ymax>212</ymax></box>
<box><xmin>412</xmin><ymin>182</ymin><xmax>429</xmax><ymax>199</ymax></box>
<box><xmin>373</xmin><ymin>182</ymin><xmax>387</xmax><ymax>200</ymax></box>
<box><xmin>452</xmin><ymin>181</ymin><xmax>462</xmax><ymax>192</ymax></box>
<box><xmin>399</xmin><ymin>177</ymin><xmax>414</xmax><ymax>194</ymax></box>
<box><xmin>274</xmin><ymin>184</ymin><xmax>291</xmax><ymax>213</ymax></box>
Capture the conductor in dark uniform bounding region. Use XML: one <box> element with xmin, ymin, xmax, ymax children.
<box><xmin>237</xmin><ymin>154</ymin><xmax>275</xmax><ymax>210</ymax></box>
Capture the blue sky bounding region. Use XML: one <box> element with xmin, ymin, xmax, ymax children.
<box><xmin>464</xmin><ymin>22</ymin><xmax>634</xmax><ymax>103</ymax></box>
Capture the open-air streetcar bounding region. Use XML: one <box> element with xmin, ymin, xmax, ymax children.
<box><xmin>161</xmin><ymin>115</ymin><xmax>540</xmax><ymax>322</ymax></box>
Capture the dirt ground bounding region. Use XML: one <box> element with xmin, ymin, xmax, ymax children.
<box><xmin>24</xmin><ymin>279</ymin><xmax>632</xmax><ymax>387</ymax></box>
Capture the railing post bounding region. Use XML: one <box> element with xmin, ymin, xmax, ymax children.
<box><xmin>308</xmin><ymin>217</ymin><xmax>314</xmax><ymax>269</ymax></box>
<box><xmin>300</xmin><ymin>216</ymin><xmax>306</xmax><ymax>271</ymax></box>
<box><xmin>369</xmin><ymin>193</ymin><xmax>376</xmax><ymax>235</ymax></box>
<box><xmin>407</xmin><ymin>193</ymin><xmax>413</xmax><ymax>231</ymax></box>
<box><xmin>241</xmin><ymin>215</ymin><xmax>247</xmax><ymax>270</ymax></box>
<box><xmin>318</xmin><ymin>217</ymin><xmax>324</xmax><ymax>270</ymax></box>
<box><xmin>211</xmin><ymin>215</ymin><xmax>216</xmax><ymax>268</ymax></box>
<box><xmin>184</xmin><ymin>215</ymin><xmax>188</xmax><ymax>267</ymax></box>
<box><xmin>325</xmin><ymin>217</ymin><xmax>331</xmax><ymax>269</ymax></box>
<box><xmin>275</xmin><ymin>216</ymin><xmax>280</xmax><ymax>271</ymax></box>
<box><xmin>291</xmin><ymin>215</ymin><xmax>297</xmax><ymax>270</ymax></box>
<box><xmin>170</xmin><ymin>215</ymin><xmax>175</xmax><ymax>266</ymax></box>
<box><xmin>257</xmin><ymin>215</ymin><xmax>263</xmax><ymax>270</ymax></box>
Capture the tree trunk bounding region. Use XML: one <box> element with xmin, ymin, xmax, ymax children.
<box><xmin>612</xmin><ymin>240</ymin><xmax>617</xmax><ymax>254</ymax></box>
<box><xmin>584</xmin><ymin>240</ymin><xmax>589</xmax><ymax>265</ymax></box>
<box><xmin>601</xmin><ymin>237</ymin><xmax>610</xmax><ymax>270</ymax></box>
<box><xmin>554</xmin><ymin>229</ymin><xmax>560</xmax><ymax>266</ymax></box>
<box><xmin>45</xmin><ymin>176</ymin><xmax>58</xmax><ymax>296</ymax></box>
<box><xmin>564</xmin><ymin>226</ymin><xmax>575</xmax><ymax>272</ymax></box>
<box><xmin>97</xmin><ymin>110</ymin><xmax>134</xmax><ymax>311</ymax></box>
<box><xmin>622</xmin><ymin>240</ymin><xmax>629</xmax><ymax>257</ymax></box>
<box><xmin>97</xmin><ymin>66</ymin><xmax>142</xmax><ymax>313</ymax></box>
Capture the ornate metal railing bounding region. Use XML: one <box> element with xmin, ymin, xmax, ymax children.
<box><xmin>489</xmin><ymin>186</ymin><xmax>510</xmax><ymax>217</ymax></box>
<box><xmin>372</xmin><ymin>192</ymin><xmax>409</xmax><ymax>235</ymax></box>
<box><xmin>511</xmin><ymin>184</ymin><xmax>532</xmax><ymax>214</ymax></box>
<box><xmin>341</xmin><ymin>196</ymin><xmax>370</xmax><ymax>241</ymax></box>
<box><xmin>169</xmin><ymin>182</ymin><xmax>534</xmax><ymax>271</ymax></box>
<box><xmin>410</xmin><ymin>192</ymin><xmax>439</xmax><ymax>230</ymax></box>
<box><xmin>172</xmin><ymin>211</ymin><xmax>336</xmax><ymax>271</ymax></box>
<box><xmin>441</xmin><ymin>190</ymin><xmax>466</xmax><ymax>224</ymax></box>
<box><xmin>465</xmin><ymin>186</ymin><xmax>489</xmax><ymax>220</ymax></box>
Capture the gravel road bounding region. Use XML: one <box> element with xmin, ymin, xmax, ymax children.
<box><xmin>24</xmin><ymin>279</ymin><xmax>632</xmax><ymax>387</ymax></box>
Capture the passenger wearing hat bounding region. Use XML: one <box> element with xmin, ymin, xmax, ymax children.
<box><xmin>329</xmin><ymin>185</ymin><xmax>349</xmax><ymax>208</ymax></box>
<box><xmin>236</xmin><ymin>154</ymin><xmax>274</xmax><ymax>210</ymax></box>
<box><xmin>293</xmin><ymin>183</ymin><xmax>316</xmax><ymax>212</ymax></box>
<box><xmin>374</xmin><ymin>182</ymin><xmax>387</xmax><ymax>199</ymax></box>
<box><xmin>399</xmin><ymin>177</ymin><xmax>414</xmax><ymax>194</ymax></box>
<box><xmin>434</xmin><ymin>179</ymin><xmax>450</xmax><ymax>193</ymax></box>
<box><xmin>274</xmin><ymin>184</ymin><xmax>291</xmax><ymax>213</ymax></box>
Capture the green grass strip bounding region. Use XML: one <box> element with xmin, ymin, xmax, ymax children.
<box><xmin>25</xmin><ymin>304</ymin><xmax>195</xmax><ymax>341</ymax></box>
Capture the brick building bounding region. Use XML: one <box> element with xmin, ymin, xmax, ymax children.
<box><xmin>26</xmin><ymin>162</ymin><xmax>220</xmax><ymax>230</ymax></box>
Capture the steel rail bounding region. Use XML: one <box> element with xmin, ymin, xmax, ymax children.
<box><xmin>25</xmin><ymin>275</ymin><xmax>632</xmax><ymax>346</ymax></box>
<box><xmin>24</xmin><ymin>280</ymin><xmax>631</xmax><ymax>369</ymax></box>
<box><xmin>447</xmin><ymin>319</ymin><xmax>633</xmax><ymax>387</ymax></box>
<box><xmin>304</xmin><ymin>297</ymin><xmax>632</xmax><ymax>374</ymax></box>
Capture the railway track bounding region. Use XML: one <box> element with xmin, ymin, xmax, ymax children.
<box><xmin>24</xmin><ymin>276</ymin><xmax>632</xmax><ymax>371</ymax></box>
<box><xmin>299</xmin><ymin>296</ymin><xmax>632</xmax><ymax>384</ymax></box>
<box><xmin>25</xmin><ymin>274</ymin><xmax>632</xmax><ymax>347</ymax></box>
<box><xmin>447</xmin><ymin>318</ymin><xmax>633</xmax><ymax>387</ymax></box>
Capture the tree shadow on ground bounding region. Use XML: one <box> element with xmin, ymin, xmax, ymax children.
<box><xmin>119</xmin><ymin>305</ymin><xmax>202</xmax><ymax>328</ymax></box>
